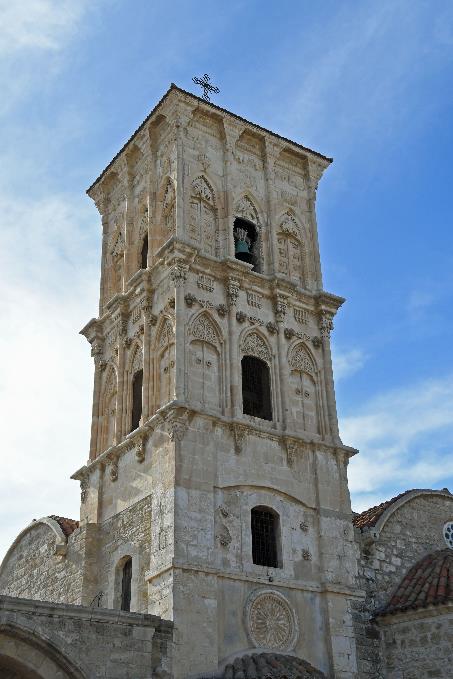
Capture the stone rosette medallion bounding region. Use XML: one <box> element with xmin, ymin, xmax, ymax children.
<box><xmin>245</xmin><ymin>588</ymin><xmax>299</xmax><ymax>652</ymax></box>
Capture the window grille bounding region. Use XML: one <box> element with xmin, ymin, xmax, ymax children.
<box><xmin>121</xmin><ymin>558</ymin><xmax>132</xmax><ymax>611</ymax></box>
<box><xmin>251</xmin><ymin>507</ymin><xmax>279</xmax><ymax>568</ymax></box>
<box><xmin>131</xmin><ymin>369</ymin><xmax>143</xmax><ymax>432</ymax></box>
<box><xmin>241</xmin><ymin>356</ymin><xmax>272</xmax><ymax>421</ymax></box>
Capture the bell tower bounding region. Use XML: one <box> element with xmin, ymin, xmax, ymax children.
<box><xmin>74</xmin><ymin>85</ymin><xmax>360</xmax><ymax>679</ymax></box>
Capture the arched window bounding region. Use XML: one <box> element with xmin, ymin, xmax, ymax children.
<box><xmin>131</xmin><ymin>369</ymin><xmax>143</xmax><ymax>432</ymax></box>
<box><xmin>120</xmin><ymin>557</ymin><xmax>132</xmax><ymax>611</ymax></box>
<box><xmin>241</xmin><ymin>356</ymin><xmax>272</xmax><ymax>421</ymax></box>
<box><xmin>233</xmin><ymin>218</ymin><xmax>260</xmax><ymax>272</ymax></box>
<box><xmin>251</xmin><ymin>506</ymin><xmax>280</xmax><ymax>568</ymax></box>
<box><xmin>189</xmin><ymin>177</ymin><xmax>217</xmax><ymax>257</ymax></box>
<box><xmin>140</xmin><ymin>234</ymin><xmax>148</xmax><ymax>269</ymax></box>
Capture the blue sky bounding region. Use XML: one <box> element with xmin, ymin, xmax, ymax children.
<box><xmin>1</xmin><ymin>0</ymin><xmax>453</xmax><ymax>559</ymax></box>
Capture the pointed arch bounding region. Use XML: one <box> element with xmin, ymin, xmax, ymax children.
<box><xmin>127</xmin><ymin>340</ymin><xmax>143</xmax><ymax>374</ymax></box>
<box><xmin>276</xmin><ymin>211</ymin><xmax>308</xmax><ymax>288</ymax></box>
<box><xmin>187</xmin><ymin>311</ymin><xmax>224</xmax><ymax>412</ymax></box>
<box><xmin>233</xmin><ymin>194</ymin><xmax>264</xmax><ymax>273</ymax></box>
<box><xmin>240</xmin><ymin>329</ymin><xmax>272</xmax><ymax>364</ymax></box>
<box><xmin>106</xmin><ymin>225</ymin><xmax>125</xmax><ymax>299</ymax></box>
<box><xmin>188</xmin><ymin>175</ymin><xmax>218</xmax><ymax>257</ymax></box>
<box><xmin>188</xmin><ymin>309</ymin><xmax>223</xmax><ymax>346</ymax></box>
<box><xmin>287</xmin><ymin>341</ymin><xmax>321</xmax><ymax>436</ymax></box>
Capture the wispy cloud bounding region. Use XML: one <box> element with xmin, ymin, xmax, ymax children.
<box><xmin>345</xmin><ymin>375</ymin><xmax>453</xmax><ymax>510</ymax></box>
<box><xmin>0</xmin><ymin>189</ymin><xmax>99</xmax><ymax>561</ymax></box>
<box><xmin>0</xmin><ymin>0</ymin><xmax>93</xmax><ymax>55</ymax></box>
<box><xmin>332</xmin><ymin>347</ymin><xmax>367</xmax><ymax>382</ymax></box>
<box><xmin>276</xmin><ymin>1</ymin><xmax>453</xmax><ymax>157</ymax></box>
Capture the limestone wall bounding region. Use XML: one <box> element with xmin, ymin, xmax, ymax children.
<box><xmin>353</xmin><ymin>491</ymin><xmax>453</xmax><ymax>678</ymax></box>
<box><xmin>0</xmin><ymin>522</ymin><xmax>84</xmax><ymax>605</ymax></box>
<box><xmin>379</xmin><ymin>609</ymin><xmax>453</xmax><ymax>678</ymax></box>
<box><xmin>0</xmin><ymin>594</ymin><xmax>173</xmax><ymax>679</ymax></box>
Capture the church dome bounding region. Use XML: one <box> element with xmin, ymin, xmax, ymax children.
<box><xmin>378</xmin><ymin>549</ymin><xmax>453</xmax><ymax>616</ymax></box>
<box><xmin>201</xmin><ymin>653</ymin><xmax>326</xmax><ymax>679</ymax></box>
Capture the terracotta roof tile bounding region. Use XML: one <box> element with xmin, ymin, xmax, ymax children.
<box><xmin>377</xmin><ymin>549</ymin><xmax>453</xmax><ymax>616</ymax></box>
<box><xmin>49</xmin><ymin>516</ymin><xmax>79</xmax><ymax>538</ymax></box>
<box><xmin>198</xmin><ymin>653</ymin><xmax>326</xmax><ymax>679</ymax></box>
<box><xmin>352</xmin><ymin>490</ymin><xmax>422</xmax><ymax>529</ymax></box>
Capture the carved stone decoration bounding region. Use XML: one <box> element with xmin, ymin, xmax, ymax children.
<box><xmin>302</xmin><ymin>549</ymin><xmax>312</xmax><ymax>561</ymax></box>
<box><xmin>197</xmin><ymin>274</ymin><xmax>215</xmax><ymax>292</ymax></box>
<box><xmin>108</xmin><ymin>455</ymin><xmax>119</xmax><ymax>482</ymax></box>
<box><xmin>217</xmin><ymin>304</ymin><xmax>228</xmax><ymax>317</ymax></box>
<box><xmin>289</xmin><ymin>346</ymin><xmax>314</xmax><ymax>374</ymax></box>
<box><xmin>246</xmin><ymin>291</ymin><xmax>262</xmax><ymax>309</ymax></box>
<box><xmin>236</xmin><ymin>311</ymin><xmax>247</xmax><ymax>323</ymax></box>
<box><xmin>284</xmin><ymin>438</ymin><xmax>298</xmax><ymax>468</ymax></box>
<box><xmin>241</xmin><ymin>332</ymin><xmax>271</xmax><ymax>363</ymax></box>
<box><xmin>266</xmin><ymin>321</ymin><xmax>278</xmax><ymax>334</ymax></box>
<box><xmin>234</xmin><ymin>195</ymin><xmax>260</xmax><ymax>224</ymax></box>
<box><xmin>135</xmin><ymin>435</ymin><xmax>145</xmax><ymax>463</ymax></box>
<box><xmin>217</xmin><ymin>525</ymin><xmax>232</xmax><ymax>547</ymax></box>
<box><xmin>184</xmin><ymin>293</ymin><xmax>197</xmax><ymax>307</ymax></box>
<box><xmin>274</xmin><ymin>295</ymin><xmax>288</xmax><ymax>323</ymax></box>
<box><xmin>312</xmin><ymin>336</ymin><xmax>322</xmax><ymax>349</ymax></box>
<box><xmin>110</xmin><ymin>229</ymin><xmax>125</xmax><ymax>257</ymax></box>
<box><xmin>279</xmin><ymin>212</ymin><xmax>300</xmax><ymax>238</ymax></box>
<box><xmin>319</xmin><ymin>310</ymin><xmax>334</xmax><ymax>338</ymax></box>
<box><xmin>168</xmin><ymin>419</ymin><xmax>188</xmax><ymax>442</ymax></box>
<box><xmin>190</xmin><ymin>314</ymin><xmax>219</xmax><ymax>345</ymax></box>
<box><xmin>170</xmin><ymin>261</ymin><xmax>189</xmax><ymax>288</ymax></box>
<box><xmin>300</xmin><ymin>521</ymin><xmax>309</xmax><ymax>532</ymax></box>
<box><xmin>159</xmin><ymin>319</ymin><xmax>175</xmax><ymax>348</ymax></box>
<box><xmin>245</xmin><ymin>589</ymin><xmax>299</xmax><ymax>652</ymax></box>
<box><xmin>227</xmin><ymin>278</ymin><xmax>240</xmax><ymax>307</ymax></box>
<box><xmin>231</xmin><ymin>423</ymin><xmax>248</xmax><ymax>454</ymax></box>
<box><xmin>284</xmin><ymin>328</ymin><xmax>295</xmax><ymax>340</ymax></box>
<box><xmin>80</xmin><ymin>476</ymin><xmax>88</xmax><ymax>503</ymax></box>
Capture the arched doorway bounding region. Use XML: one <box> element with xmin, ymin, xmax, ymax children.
<box><xmin>0</xmin><ymin>627</ymin><xmax>85</xmax><ymax>679</ymax></box>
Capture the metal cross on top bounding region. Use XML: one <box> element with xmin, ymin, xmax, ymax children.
<box><xmin>192</xmin><ymin>73</ymin><xmax>220</xmax><ymax>102</ymax></box>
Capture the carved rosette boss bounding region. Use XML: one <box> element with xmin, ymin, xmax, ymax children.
<box><xmin>245</xmin><ymin>589</ymin><xmax>299</xmax><ymax>652</ymax></box>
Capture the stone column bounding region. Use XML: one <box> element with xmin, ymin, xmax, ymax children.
<box><xmin>264</xmin><ymin>139</ymin><xmax>282</xmax><ymax>273</ymax></box>
<box><xmin>171</xmin><ymin>260</ymin><xmax>189</xmax><ymax>402</ymax></box>
<box><xmin>115</xmin><ymin>311</ymin><xmax>128</xmax><ymax>442</ymax></box>
<box><xmin>274</xmin><ymin>293</ymin><xmax>291</xmax><ymax>430</ymax></box>
<box><xmin>319</xmin><ymin>310</ymin><xmax>341</xmax><ymax>443</ymax></box>
<box><xmin>89</xmin><ymin>347</ymin><xmax>104</xmax><ymax>460</ymax></box>
<box><xmin>227</xmin><ymin>277</ymin><xmax>241</xmax><ymax>418</ymax></box>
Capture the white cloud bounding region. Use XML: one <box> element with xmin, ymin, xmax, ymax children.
<box><xmin>345</xmin><ymin>375</ymin><xmax>453</xmax><ymax>511</ymax></box>
<box><xmin>332</xmin><ymin>347</ymin><xmax>367</xmax><ymax>381</ymax></box>
<box><xmin>0</xmin><ymin>189</ymin><xmax>99</xmax><ymax>561</ymax></box>
<box><xmin>0</xmin><ymin>0</ymin><xmax>92</xmax><ymax>55</ymax></box>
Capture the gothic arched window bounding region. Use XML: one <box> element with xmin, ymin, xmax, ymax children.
<box><xmin>233</xmin><ymin>196</ymin><xmax>262</xmax><ymax>273</ymax></box>
<box><xmin>189</xmin><ymin>177</ymin><xmax>217</xmax><ymax>257</ymax></box>
<box><xmin>288</xmin><ymin>344</ymin><xmax>320</xmax><ymax>435</ymax></box>
<box><xmin>120</xmin><ymin>557</ymin><xmax>132</xmax><ymax>611</ymax></box>
<box><xmin>162</xmin><ymin>180</ymin><xmax>176</xmax><ymax>240</ymax></box>
<box><xmin>277</xmin><ymin>213</ymin><xmax>306</xmax><ymax>287</ymax></box>
<box><xmin>140</xmin><ymin>234</ymin><xmax>148</xmax><ymax>269</ymax></box>
<box><xmin>241</xmin><ymin>355</ymin><xmax>272</xmax><ymax>421</ymax></box>
<box><xmin>251</xmin><ymin>506</ymin><xmax>280</xmax><ymax>568</ymax></box>
<box><xmin>131</xmin><ymin>369</ymin><xmax>143</xmax><ymax>432</ymax></box>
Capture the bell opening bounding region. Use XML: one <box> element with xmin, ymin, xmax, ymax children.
<box><xmin>233</xmin><ymin>218</ymin><xmax>258</xmax><ymax>270</ymax></box>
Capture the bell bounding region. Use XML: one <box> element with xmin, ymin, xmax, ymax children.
<box><xmin>235</xmin><ymin>239</ymin><xmax>251</xmax><ymax>256</ymax></box>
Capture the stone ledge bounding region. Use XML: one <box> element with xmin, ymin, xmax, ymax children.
<box><xmin>0</xmin><ymin>595</ymin><xmax>171</xmax><ymax>629</ymax></box>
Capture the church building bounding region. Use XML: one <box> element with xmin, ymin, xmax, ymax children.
<box><xmin>1</xmin><ymin>84</ymin><xmax>452</xmax><ymax>679</ymax></box>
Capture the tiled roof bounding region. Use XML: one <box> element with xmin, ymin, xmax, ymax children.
<box><xmin>352</xmin><ymin>490</ymin><xmax>422</xmax><ymax>529</ymax></box>
<box><xmin>377</xmin><ymin>549</ymin><xmax>453</xmax><ymax>616</ymax></box>
<box><xmin>49</xmin><ymin>516</ymin><xmax>79</xmax><ymax>537</ymax></box>
<box><xmin>199</xmin><ymin>653</ymin><xmax>326</xmax><ymax>679</ymax></box>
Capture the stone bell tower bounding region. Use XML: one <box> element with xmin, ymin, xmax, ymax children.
<box><xmin>74</xmin><ymin>84</ymin><xmax>360</xmax><ymax>679</ymax></box>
